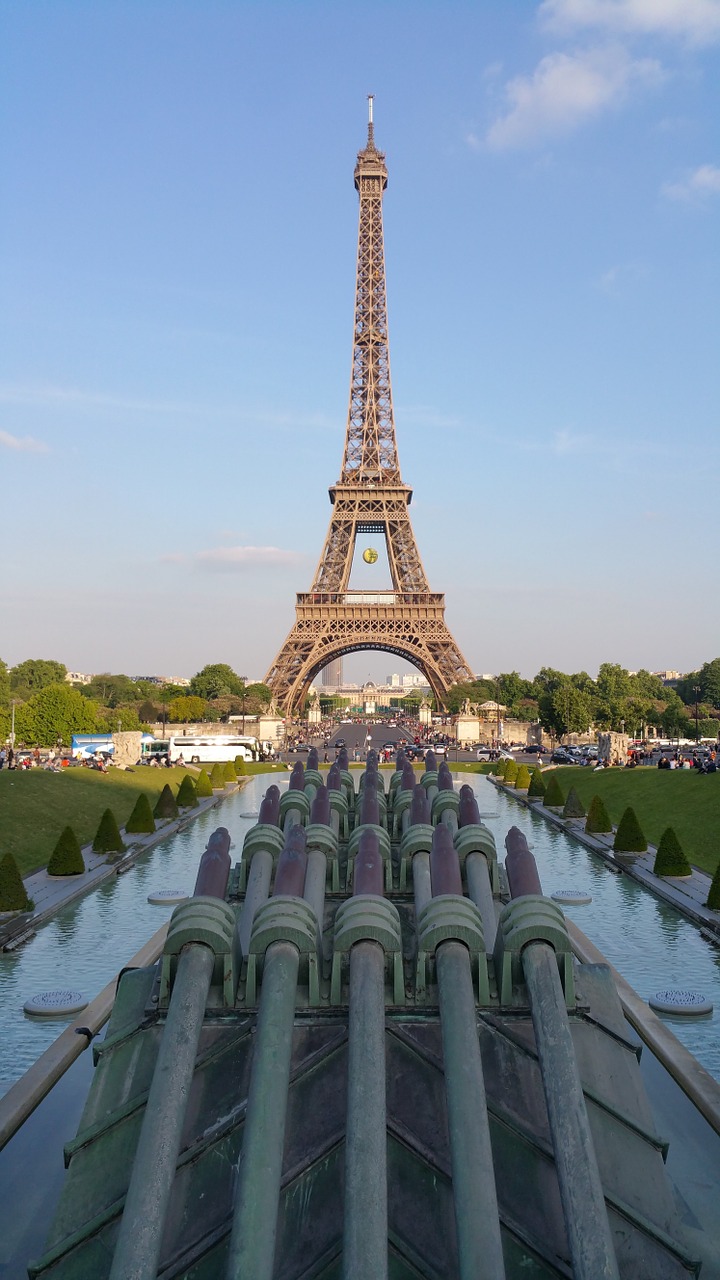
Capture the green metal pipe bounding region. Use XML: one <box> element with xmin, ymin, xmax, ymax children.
<box><xmin>441</xmin><ymin>808</ymin><xmax>459</xmax><ymax>836</ymax></box>
<box><xmin>436</xmin><ymin>941</ymin><xmax>506</xmax><ymax>1280</ymax></box>
<box><xmin>109</xmin><ymin>942</ymin><xmax>216</xmax><ymax>1280</ymax></box>
<box><xmin>343</xmin><ymin>940</ymin><xmax>388</xmax><ymax>1280</ymax></box>
<box><xmin>522</xmin><ymin>941</ymin><xmax>620</xmax><ymax>1280</ymax></box>
<box><xmin>304</xmin><ymin>848</ymin><xmax>326</xmax><ymax>947</ymax></box>
<box><xmin>237</xmin><ymin>847</ymin><xmax>273</xmax><ymax>957</ymax></box>
<box><xmin>412</xmin><ymin>851</ymin><xmax>432</xmax><ymax>915</ymax></box>
<box><xmin>225</xmin><ymin>940</ymin><xmax>300</xmax><ymax>1280</ymax></box>
<box><xmin>465</xmin><ymin>851</ymin><xmax>497</xmax><ymax>951</ymax></box>
<box><xmin>283</xmin><ymin>806</ymin><xmax>303</xmax><ymax>834</ymax></box>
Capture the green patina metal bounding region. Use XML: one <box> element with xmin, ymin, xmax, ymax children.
<box><xmin>29</xmin><ymin>761</ymin><xmax>705</xmax><ymax>1280</ymax></box>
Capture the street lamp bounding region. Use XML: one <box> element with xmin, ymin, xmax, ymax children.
<box><xmin>693</xmin><ymin>685</ymin><xmax>701</xmax><ymax>743</ymax></box>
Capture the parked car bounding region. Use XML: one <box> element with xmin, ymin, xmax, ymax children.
<box><xmin>334</xmin><ymin>738</ymin><xmax>346</xmax><ymax>748</ymax></box>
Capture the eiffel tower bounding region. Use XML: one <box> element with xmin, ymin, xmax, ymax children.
<box><xmin>265</xmin><ymin>100</ymin><xmax>474</xmax><ymax>712</ymax></box>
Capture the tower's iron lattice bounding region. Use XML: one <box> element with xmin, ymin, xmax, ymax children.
<box><xmin>265</xmin><ymin>102</ymin><xmax>473</xmax><ymax>712</ymax></box>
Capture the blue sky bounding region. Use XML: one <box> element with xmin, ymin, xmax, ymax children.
<box><xmin>1</xmin><ymin>0</ymin><xmax>718</xmax><ymax>686</ymax></box>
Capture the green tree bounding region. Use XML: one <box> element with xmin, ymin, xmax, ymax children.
<box><xmin>125</xmin><ymin>794</ymin><xmax>156</xmax><ymax>835</ymax></box>
<box><xmin>83</xmin><ymin>673</ymin><xmax>142</xmax><ymax>707</ymax></box>
<box><xmin>613</xmin><ymin>807</ymin><xmax>647</xmax><ymax>853</ymax></box>
<box><xmin>209</xmin><ymin>763</ymin><xmax>225</xmax><ymax>789</ymax></box>
<box><xmin>168</xmin><ymin>696</ymin><xmax>207</xmax><ymax>723</ymax></box>
<box><xmin>527</xmin><ymin>768</ymin><xmax>546</xmax><ymax>798</ymax></box>
<box><xmin>497</xmin><ymin>672</ymin><xmax>532</xmax><ymax>714</ymax></box>
<box><xmin>93</xmin><ymin>809</ymin><xmax>125</xmax><ymax>854</ymax></box>
<box><xmin>503</xmin><ymin>759</ymin><xmax>519</xmax><ymax>785</ymax></box>
<box><xmin>563</xmin><ymin>786</ymin><xmax>585</xmax><ymax>819</ymax></box>
<box><xmin>195</xmin><ymin>769</ymin><xmax>214</xmax><ymax>797</ymax></box>
<box><xmin>10</xmin><ymin>658</ymin><xmax>67</xmax><ymax>697</ymax></box>
<box><xmin>48</xmin><ymin>827</ymin><xmax>85</xmax><ymax>876</ymax></box>
<box><xmin>706</xmin><ymin>862</ymin><xmax>720</xmax><ymax>910</ymax></box>
<box><xmin>0</xmin><ymin>852</ymin><xmax>32</xmax><ymax>910</ymax></box>
<box><xmin>0</xmin><ymin>658</ymin><xmax>9</xmax><ymax>708</ymax></box>
<box><xmin>514</xmin><ymin>764</ymin><xmax>531</xmax><ymax>790</ymax></box>
<box><xmin>653</xmin><ymin>828</ymin><xmax>691</xmax><ymax>877</ymax></box>
<box><xmin>543</xmin><ymin>773</ymin><xmax>565</xmax><ymax>808</ymax></box>
<box><xmin>97</xmin><ymin>704</ymin><xmax>146</xmax><ymax>734</ymax></box>
<box><xmin>176</xmin><ymin>774</ymin><xmax>198</xmax><ymax>807</ymax></box>
<box><xmin>18</xmin><ymin>683</ymin><xmax>99</xmax><ymax>747</ymax></box>
<box><xmin>154</xmin><ymin>784</ymin><xmax>179</xmax><ymax>820</ymax></box>
<box><xmin>585</xmin><ymin>794</ymin><xmax>612</xmax><ymax>834</ymax></box>
<box><xmin>190</xmin><ymin>663</ymin><xmax>245</xmax><ymax>700</ymax></box>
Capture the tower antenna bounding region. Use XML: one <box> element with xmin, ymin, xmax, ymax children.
<box><xmin>367</xmin><ymin>94</ymin><xmax>374</xmax><ymax>144</ymax></box>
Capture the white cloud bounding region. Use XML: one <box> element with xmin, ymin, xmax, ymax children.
<box><xmin>540</xmin><ymin>0</ymin><xmax>720</xmax><ymax>46</ymax></box>
<box><xmin>0</xmin><ymin>428</ymin><xmax>49</xmax><ymax>453</ymax></box>
<box><xmin>596</xmin><ymin>261</ymin><xmax>648</xmax><ymax>293</ymax></box>
<box><xmin>486</xmin><ymin>45</ymin><xmax>663</xmax><ymax>149</ymax></box>
<box><xmin>192</xmin><ymin>545</ymin><xmax>301</xmax><ymax>570</ymax></box>
<box><xmin>662</xmin><ymin>162</ymin><xmax>720</xmax><ymax>201</ymax></box>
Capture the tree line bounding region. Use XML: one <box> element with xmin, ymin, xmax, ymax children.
<box><xmin>2</xmin><ymin>655</ymin><xmax>719</xmax><ymax>747</ymax></box>
<box><xmin>0</xmin><ymin>660</ymin><xmax>273</xmax><ymax>748</ymax></box>
<box><xmin>444</xmin><ymin>660</ymin><xmax>720</xmax><ymax>739</ymax></box>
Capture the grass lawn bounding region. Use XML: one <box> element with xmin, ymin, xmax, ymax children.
<box><xmin>551</xmin><ymin>767</ymin><xmax>720</xmax><ymax>875</ymax></box>
<box><xmin>0</xmin><ymin>767</ymin><xmax>210</xmax><ymax>877</ymax></box>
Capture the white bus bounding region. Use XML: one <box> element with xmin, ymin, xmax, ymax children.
<box><xmin>167</xmin><ymin>735</ymin><xmax>259</xmax><ymax>764</ymax></box>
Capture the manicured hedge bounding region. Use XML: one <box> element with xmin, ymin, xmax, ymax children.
<box><xmin>223</xmin><ymin>761</ymin><xmax>237</xmax><ymax>784</ymax></box>
<box><xmin>653</xmin><ymin>827</ymin><xmax>691</xmax><ymax>877</ymax></box>
<box><xmin>154</xmin><ymin>784</ymin><xmax>179</xmax><ymax>820</ymax></box>
<box><xmin>0</xmin><ymin>851</ymin><xmax>32</xmax><ymax>910</ymax></box>
<box><xmin>613</xmin><ymin>806</ymin><xmax>647</xmax><ymax>853</ymax></box>
<box><xmin>543</xmin><ymin>773</ymin><xmax>566</xmax><ymax>808</ymax></box>
<box><xmin>209</xmin><ymin>763</ymin><xmax>225</xmax><ymax>790</ymax></box>
<box><xmin>514</xmin><ymin>764</ymin><xmax>531</xmax><ymax>790</ymax></box>
<box><xmin>585</xmin><ymin>794</ymin><xmax>612</xmax><ymax>834</ymax></box>
<box><xmin>48</xmin><ymin>826</ymin><xmax>85</xmax><ymax>876</ymax></box>
<box><xmin>563</xmin><ymin>786</ymin><xmax>585</xmax><ymax>819</ymax></box>
<box><xmin>125</xmin><ymin>793</ymin><xmax>156</xmax><ymax>835</ymax></box>
<box><xmin>195</xmin><ymin>769</ymin><xmax>214</xmax><ymax>798</ymax></box>
<box><xmin>176</xmin><ymin>774</ymin><xmax>198</xmax><ymax>808</ymax></box>
<box><xmin>93</xmin><ymin>808</ymin><xmax>125</xmax><ymax>854</ymax></box>
<box><xmin>528</xmin><ymin>769</ymin><xmax>546</xmax><ymax>798</ymax></box>
<box><xmin>706</xmin><ymin>862</ymin><xmax>720</xmax><ymax>910</ymax></box>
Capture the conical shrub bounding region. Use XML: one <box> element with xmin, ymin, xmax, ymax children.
<box><xmin>528</xmin><ymin>768</ymin><xmax>546</xmax><ymax>798</ymax></box>
<box><xmin>223</xmin><ymin>760</ymin><xmax>237</xmax><ymax>784</ymax></box>
<box><xmin>586</xmin><ymin>794</ymin><xmax>612</xmax><ymax>834</ymax></box>
<box><xmin>613</xmin><ymin>806</ymin><xmax>647</xmax><ymax>853</ymax></box>
<box><xmin>653</xmin><ymin>827</ymin><xmax>691</xmax><ymax>877</ymax></box>
<box><xmin>706</xmin><ymin>862</ymin><xmax>720</xmax><ymax>910</ymax></box>
<box><xmin>93</xmin><ymin>808</ymin><xmax>125</xmax><ymax>854</ymax></box>
<box><xmin>154</xmin><ymin>784</ymin><xmax>179</xmax><ymax>820</ymax></box>
<box><xmin>0</xmin><ymin>851</ymin><xmax>32</xmax><ymax>910</ymax></box>
<box><xmin>195</xmin><ymin>769</ymin><xmax>214</xmax><ymax>798</ymax></box>
<box><xmin>209</xmin><ymin>763</ymin><xmax>225</xmax><ymax>789</ymax></box>
<box><xmin>515</xmin><ymin>764</ymin><xmax>531</xmax><ymax>790</ymax></box>
<box><xmin>503</xmin><ymin>759</ymin><xmax>519</xmax><ymax>785</ymax></box>
<box><xmin>543</xmin><ymin>773</ymin><xmax>566</xmax><ymax>808</ymax></box>
<box><xmin>125</xmin><ymin>793</ymin><xmax>156</xmax><ymax>835</ymax></box>
<box><xmin>563</xmin><ymin>786</ymin><xmax>586</xmax><ymax>819</ymax></box>
<box><xmin>48</xmin><ymin>826</ymin><xmax>85</xmax><ymax>876</ymax></box>
<box><xmin>176</xmin><ymin>774</ymin><xmax>198</xmax><ymax>808</ymax></box>
<box><xmin>234</xmin><ymin>755</ymin><xmax>247</xmax><ymax>776</ymax></box>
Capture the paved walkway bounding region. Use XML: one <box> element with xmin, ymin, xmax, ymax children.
<box><xmin>491</xmin><ymin>779</ymin><xmax>720</xmax><ymax>939</ymax></box>
<box><xmin>1</xmin><ymin>783</ymin><xmax>242</xmax><ymax>951</ymax></box>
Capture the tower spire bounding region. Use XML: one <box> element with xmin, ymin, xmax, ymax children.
<box><xmin>367</xmin><ymin>93</ymin><xmax>375</xmax><ymax>147</ymax></box>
